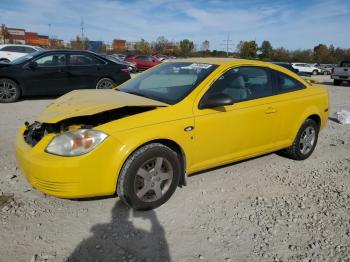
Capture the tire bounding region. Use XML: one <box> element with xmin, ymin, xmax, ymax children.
<box><xmin>334</xmin><ymin>79</ymin><xmax>341</xmax><ymax>86</ymax></box>
<box><xmin>282</xmin><ymin>119</ymin><xmax>319</xmax><ymax>160</ymax></box>
<box><xmin>312</xmin><ymin>70</ymin><xmax>318</xmax><ymax>75</ymax></box>
<box><xmin>96</xmin><ymin>78</ymin><xmax>115</xmax><ymax>89</ymax></box>
<box><xmin>0</xmin><ymin>78</ymin><xmax>21</xmax><ymax>103</ymax></box>
<box><xmin>117</xmin><ymin>143</ymin><xmax>181</xmax><ymax>210</ymax></box>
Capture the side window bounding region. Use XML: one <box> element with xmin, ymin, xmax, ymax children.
<box><xmin>2</xmin><ymin>46</ymin><xmax>22</xmax><ymax>52</ymax></box>
<box><xmin>205</xmin><ymin>66</ymin><xmax>272</xmax><ymax>102</ymax></box>
<box><xmin>275</xmin><ymin>71</ymin><xmax>305</xmax><ymax>93</ymax></box>
<box><xmin>69</xmin><ymin>54</ymin><xmax>103</xmax><ymax>65</ymax></box>
<box><xmin>136</xmin><ymin>56</ymin><xmax>146</xmax><ymax>61</ymax></box>
<box><xmin>35</xmin><ymin>54</ymin><xmax>66</xmax><ymax>67</ymax></box>
<box><xmin>24</xmin><ymin>47</ymin><xmax>35</xmax><ymax>53</ymax></box>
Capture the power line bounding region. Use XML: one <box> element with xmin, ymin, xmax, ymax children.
<box><xmin>221</xmin><ymin>34</ymin><xmax>234</xmax><ymax>57</ymax></box>
<box><xmin>80</xmin><ymin>17</ymin><xmax>85</xmax><ymax>49</ymax></box>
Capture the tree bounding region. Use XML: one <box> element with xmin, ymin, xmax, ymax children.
<box><xmin>271</xmin><ymin>47</ymin><xmax>290</xmax><ymax>62</ymax></box>
<box><xmin>237</xmin><ymin>40</ymin><xmax>258</xmax><ymax>59</ymax></box>
<box><xmin>135</xmin><ymin>39</ymin><xmax>151</xmax><ymax>54</ymax></box>
<box><xmin>291</xmin><ymin>49</ymin><xmax>313</xmax><ymax>63</ymax></box>
<box><xmin>259</xmin><ymin>40</ymin><xmax>273</xmax><ymax>60</ymax></box>
<box><xmin>1</xmin><ymin>24</ymin><xmax>9</xmax><ymax>44</ymax></box>
<box><xmin>178</xmin><ymin>39</ymin><xmax>194</xmax><ymax>57</ymax></box>
<box><xmin>313</xmin><ymin>44</ymin><xmax>330</xmax><ymax>64</ymax></box>
<box><xmin>153</xmin><ymin>36</ymin><xmax>168</xmax><ymax>54</ymax></box>
<box><xmin>179</xmin><ymin>39</ymin><xmax>194</xmax><ymax>57</ymax></box>
<box><xmin>201</xmin><ymin>40</ymin><xmax>210</xmax><ymax>51</ymax></box>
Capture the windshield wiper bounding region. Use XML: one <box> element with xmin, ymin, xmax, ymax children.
<box><xmin>121</xmin><ymin>90</ymin><xmax>170</xmax><ymax>105</ymax></box>
<box><xmin>121</xmin><ymin>90</ymin><xmax>150</xmax><ymax>99</ymax></box>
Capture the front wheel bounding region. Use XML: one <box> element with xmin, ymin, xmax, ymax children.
<box><xmin>117</xmin><ymin>143</ymin><xmax>181</xmax><ymax>210</ymax></box>
<box><xmin>282</xmin><ymin>119</ymin><xmax>319</xmax><ymax>160</ymax></box>
<box><xmin>0</xmin><ymin>78</ymin><xmax>21</xmax><ymax>103</ymax></box>
<box><xmin>312</xmin><ymin>70</ymin><xmax>318</xmax><ymax>75</ymax></box>
<box><xmin>96</xmin><ymin>78</ymin><xmax>115</xmax><ymax>89</ymax></box>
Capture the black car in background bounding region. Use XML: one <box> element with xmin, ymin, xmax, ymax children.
<box><xmin>272</xmin><ymin>62</ymin><xmax>310</xmax><ymax>77</ymax></box>
<box><xmin>0</xmin><ymin>50</ymin><xmax>131</xmax><ymax>103</ymax></box>
<box><xmin>100</xmin><ymin>54</ymin><xmax>137</xmax><ymax>73</ymax></box>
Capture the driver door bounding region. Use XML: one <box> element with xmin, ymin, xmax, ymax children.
<box><xmin>191</xmin><ymin>66</ymin><xmax>280</xmax><ymax>172</ymax></box>
<box><xmin>22</xmin><ymin>53</ymin><xmax>69</xmax><ymax>95</ymax></box>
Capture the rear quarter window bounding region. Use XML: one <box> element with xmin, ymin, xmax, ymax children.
<box><xmin>274</xmin><ymin>70</ymin><xmax>305</xmax><ymax>93</ymax></box>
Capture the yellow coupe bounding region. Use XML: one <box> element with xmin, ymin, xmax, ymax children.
<box><xmin>15</xmin><ymin>59</ymin><xmax>329</xmax><ymax>210</ymax></box>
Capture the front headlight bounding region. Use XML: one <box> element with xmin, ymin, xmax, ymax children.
<box><xmin>45</xmin><ymin>129</ymin><xmax>108</xmax><ymax>156</ymax></box>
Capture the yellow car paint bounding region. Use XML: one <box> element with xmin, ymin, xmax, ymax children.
<box><xmin>15</xmin><ymin>59</ymin><xmax>329</xmax><ymax>198</ymax></box>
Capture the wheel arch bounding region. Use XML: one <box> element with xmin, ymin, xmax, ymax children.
<box><xmin>116</xmin><ymin>138</ymin><xmax>187</xmax><ymax>193</ymax></box>
<box><xmin>307</xmin><ymin>114</ymin><xmax>321</xmax><ymax>129</ymax></box>
<box><xmin>0</xmin><ymin>77</ymin><xmax>23</xmax><ymax>95</ymax></box>
<box><xmin>96</xmin><ymin>76</ymin><xmax>116</xmax><ymax>87</ymax></box>
<box><xmin>291</xmin><ymin>107</ymin><xmax>322</xmax><ymax>141</ymax></box>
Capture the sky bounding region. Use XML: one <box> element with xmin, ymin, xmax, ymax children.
<box><xmin>0</xmin><ymin>0</ymin><xmax>350</xmax><ymax>51</ymax></box>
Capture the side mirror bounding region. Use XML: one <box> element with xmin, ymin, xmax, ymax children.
<box><xmin>28</xmin><ymin>61</ymin><xmax>38</xmax><ymax>69</ymax></box>
<box><xmin>199</xmin><ymin>93</ymin><xmax>234</xmax><ymax>109</ymax></box>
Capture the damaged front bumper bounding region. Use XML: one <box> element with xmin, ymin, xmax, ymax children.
<box><xmin>15</xmin><ymin>124</ymin><xmax>124</xmax><ymax>198</ymax></box>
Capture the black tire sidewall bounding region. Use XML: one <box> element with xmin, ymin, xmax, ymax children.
<box><xmin>0</xmin><ymin>78</ymin><xmax>21</xmax><ymax>103</ymax></box>
<box><xmin>119</xmin><ymin>144</ymin><xmax>181</xmax><ymax>210</ymax></box>
<box><xmin>294</xmin><ymin>119</ymin><xmax>319</xmax><ymax>160</ymax></box>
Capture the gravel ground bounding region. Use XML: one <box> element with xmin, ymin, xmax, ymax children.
<box><xmin>0</xmin><ymin>75</ymin><xmax>349</xmax><ymax>262</ymax></box>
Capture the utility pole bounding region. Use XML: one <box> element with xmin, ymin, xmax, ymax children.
<box><xmin>48</xmin><ymin>24</ymin><xmax>51</xmax><ymax>48</ymax></box>
<box><xmin>80</xmin><ymin>17</ymin><xmax>85</xmax><ymax>50</ymax></box>
<box><xmin>221</xmin><ymin>34</ymin><xmax>233</xmax><ymax>57</ymax></box>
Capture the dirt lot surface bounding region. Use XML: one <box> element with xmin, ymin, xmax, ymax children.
<box><xmin>0</xmin><ymin>75</ymin><xmax>349</xmax><ymax>262</ymax></box>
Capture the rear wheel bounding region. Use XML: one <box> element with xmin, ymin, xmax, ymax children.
<box><xmin>334</xmin><ymin>79</ymin><xmax>342</xmax><ymax>86</ymax></box>
<box><xmin>0</xmin><ymin>78</ymin><xmax>21</xmax><ymax>103</ymax></box>
<box><xmin>117</xmin><ymin>143</ymin><xmax>181</xmax><ymax>210</ymax></box>
<box><xmin>282</xmin><ymin>119</ymin><xmax>319</xmax><ymax>160</ymax></box>
<box><xmin>96</xmin><ymin>78</ymin><xmax>115</xmax><ymax>89</ymax></box>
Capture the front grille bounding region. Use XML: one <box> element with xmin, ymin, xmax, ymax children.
<box><xmin>23</xmin><ymin>122</ymin><xmax>46</xmax><ymax>147</ymax></box>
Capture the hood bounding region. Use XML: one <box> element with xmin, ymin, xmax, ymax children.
<box><xmin>37</xmin><ymin>89</ymin><xmax>168</xmax><ymax>123</ymax></box>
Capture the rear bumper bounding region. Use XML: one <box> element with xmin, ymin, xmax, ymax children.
<box><xmin>331</xmin><ymin>75</ymin><xmax>350</xmax><ymax>80</ymax></box>
<box><xmin>15</xmin><ymin>125</ymin><xmax>123</xmax><ymax>198</ymax></box>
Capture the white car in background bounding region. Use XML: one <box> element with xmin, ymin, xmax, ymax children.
<box><xmin>292</xmin><ymin>63</ymin><xmax>321</xmax><ymax>75</ymax></box>
<box><xmin>0</xmin><ymin>44</ymin><xmax>43</xmax><ymax>62</ymax></box>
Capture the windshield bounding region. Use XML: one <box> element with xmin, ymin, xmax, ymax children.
<box><xmin>119</xmin><ymin>62</ymin><xmax>218</xmax><ymax>104</ymax></box>
<box><xmin>10</xmin><ymin>51</ymin><xmax>43</xmax><ymax>64</ymax></box>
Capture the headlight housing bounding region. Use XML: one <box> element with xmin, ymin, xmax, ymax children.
<box><xmin>45</xmin><ymin>129</ymin><xmax>108</xmax><ymax>156</ymax></box>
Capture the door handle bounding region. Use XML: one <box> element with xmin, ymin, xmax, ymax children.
<box><xmin>265</xmin><ymin>107</ymin><xmax>277</xmax><ymax>114</ymax></box>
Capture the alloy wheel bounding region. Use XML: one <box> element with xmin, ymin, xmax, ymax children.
<box><xmin>97</xmin><ymin>79</ymin><xmax>115</xmax><ymax>89</ymax></box>
<box><xmin>134</xmin><ymin>157</ymin><xmax>174</xmax><ymax>202</ymax></box>
<box><xmin>299</xmin><ymin>126</ymin><xmax>316</xmax><ymax>155</ymax></box>
<box><xmin>0</xmin><ymin>80</ymin><xmax>17</xmax><ymax>102</ymax></box>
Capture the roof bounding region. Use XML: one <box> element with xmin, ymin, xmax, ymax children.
<box><xmin>170</xmin><ymin>58</ymin><xmax>311</xmax><ymax>86</ymax></box>
<box><xmin>0</xmin><ymin>44</ymin><xmax>41</xmax><ymax>48</ymax></box>
<box><xmin>171</xmin><ymin>58</ymin><xmax>278</xmax><ymax>67</ymax></box>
